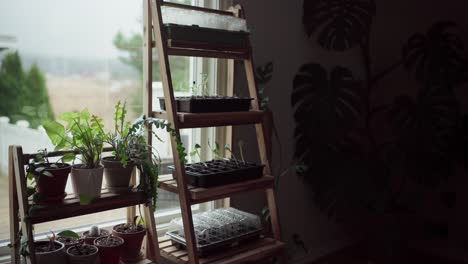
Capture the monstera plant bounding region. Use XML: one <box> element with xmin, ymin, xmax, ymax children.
<box><xmin>295</xmin><ymin>0</ymin><xmax>468</xmax><ymax>220</ymax></box>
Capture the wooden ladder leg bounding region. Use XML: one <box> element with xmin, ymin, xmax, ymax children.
<box><xmin>149</xmin><ymin>0</ymin><xmax>199</xmax><ymax>263</ymax></box>
<box><xmin>9</xmin><ymin>146</ymin><xmax>20</xmax><ymax>264</ymax></box>
<box><xmin>13</xmin><ymin>146</ymin><xmax>36</xmax><ymax>264</ymax></box>
<box><xmin>143</xmin><ymin>205</ymin><xmax>161</xmax><ymax>261</ymax></box>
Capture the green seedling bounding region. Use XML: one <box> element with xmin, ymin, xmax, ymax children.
<box><xmin>208</xmin><ymin>141</ymin><xmax>223</xmax><ymax>160</ymax></box>
<box><xmin>238</xmin><ymin>140</ymin><xmax>246</xmax><ymax>164</ymax></box>
<box><xmin>224</xmin><ymin>144</ymin><xmax>239</xmax><ymax>166</ymax></box>
<box><xmin>190</xmin><ymin>144</ymin><xmax>207</xmax><ymax>167</ymax></box>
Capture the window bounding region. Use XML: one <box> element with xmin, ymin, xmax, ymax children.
<box><xmin>0</xmin><ymin>0</ymin><xmax>231</xmax><ymax>258</ymax></box>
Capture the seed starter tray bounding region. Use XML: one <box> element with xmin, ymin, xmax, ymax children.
<box><xmin>163</xmin><ymin>23</ymin><xmax>250</xmax><ymax>48</ymax></box>
<box><xmin>166</xmin><ymin>208</ymin><xmax>263</xmax><ymax>256</ymax></box>
<box><xmin>169</xmin><ymin>159</ymin><xmax>264</xmax><ymax>188</ymax></box>
<box><xmin>159</xmin><ymin>96</ymin><xmax>253</xmax><ymax>113</ymax></box>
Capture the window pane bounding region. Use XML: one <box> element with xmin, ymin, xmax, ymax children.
<box><xmin>0</xmin><ymin>0</ymin><xmax>200</xmax><ymax>243</ymax></box>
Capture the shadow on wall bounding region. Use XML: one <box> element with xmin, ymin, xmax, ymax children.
<box><xmin>291</xmin><ymin>0</ymin><xmax>468</xmax><ymax>258</ymax></box>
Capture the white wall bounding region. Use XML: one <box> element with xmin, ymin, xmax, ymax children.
<box><xmin>0</xmin><ymin>117</ymin><xmax>54</xmax><ymax>177</ymax></box>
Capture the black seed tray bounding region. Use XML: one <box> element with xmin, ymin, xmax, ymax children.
<box><xmin>163</xmin><ymin>23</ymin><xmax>250</xmax><ymax>48</ymax></box>
<box><xmin>169</xmin><ymin>159</ymin><xmax>264</xmax><ymax>188</ymax></box>
<box><xmin>167</xmin><ymin>228</ymin><xmax>261</xmax><ymax>257</ymax></box>
<box><xmin>159</xmin><ymin>96</ymin><xmax>253</xmax><ymax>113</ymax></box>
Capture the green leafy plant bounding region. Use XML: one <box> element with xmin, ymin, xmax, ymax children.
<box><xmin>42</xmin><ymin>108</ymin><xmax>105</xmax><ymax>169</ymax></box>
<box><xmin>189</xmin><ymin>144</ymin><xmax>205</xmax><ymax>165</ymax></box>
<box><xmin>190</xmin><ymin>73</ymin><xmax>209</xmax><ymax>96</ymax></box>
<box><xmin>208</xmin><ymin>141</ymin><xmax>222</xmax><ymax>160</ymax></box>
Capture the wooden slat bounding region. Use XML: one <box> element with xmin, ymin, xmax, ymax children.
<box><xmin>22</xmin><ymin>147</ymin><xmax>114</xmax><ymax>161</ymax></box>
<box><xmin>28</xmin><ymin>189</ymin><xmax>147</xmax><ymax>224</ymax></box>
<box><xmin>159</xmin><ymin>237</ymin><xmax>285</xmax><ymax>264</ymax></box>
<box><xmin>152</xmin><ymin>111</ymin><xmax>264</xmax><ymax>129</ymax></box>
<box><xmin>167</xmin><ymin>47</ymin><xmax>249</xmax><ymax>60</ymax></box>
<box><xmin>161</xmin><ymin>1</ymin><xmax>235</xmax><ymax>16</ymax></box>
<box><xmin>158</xmin><ymin>175</ymin><xmax>274</xmax><ymax>204</ymax></box>
<box><xmin>9</xmin><ymin>147</ymin><xmax>20</xmax><ymax>264</ymax></box>
<box><xmin>168</xmin><ymin>40</ymin><xmax>249</xmax><ymax>53</ymax></box>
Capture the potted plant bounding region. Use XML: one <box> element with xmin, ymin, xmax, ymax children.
<box><xmin>96</xmin><ymin>101</ymin><xmax>136</xmax><ymax>192</ymax></box>
<box><xmin>112</xmin><ymin>216</ymin><xmax>146</xmax><ymax>262</ymax></box>
<box><xmin>159</xmin><ymin>73</ymin><xmax>253</xmax><ymax>113</ymax></box>
<box><xmin>42</xmin><ymin>108</ymin><xmax>105</xmax><ymax>204</ymax></box>
<box><xmin>82</xmin><ymin>226</ymin><xmax>110</xmax><ymax>245</ymax></box>
<box><xmin>66</xmin><ymin>244</ymin><xmax>99</xmax><ymax>264</ymax></box>
<box><xmin>56</xmin><ymin>230</ymin><xmax>82</xmax><ymax>249</ymax></box>
<box><xmin>93</xmin><ymin>235</ymin><xmax>124</xmax><ymax>264</ymax></box>
<box><xmin>26</xmin><ymin>149</ymin><xmax>72</xmax><ymax>204</ymax></box>
<box><xmin>34</xmin><ymin>232</ymin><xmax>67</xmax><ymax>264</ymax></box>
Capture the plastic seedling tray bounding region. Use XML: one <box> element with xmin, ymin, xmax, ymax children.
<box><xmin>169</xmin><ymin>159</ymin><xmax>264</xmax><ymax>188</ymax></box>
<box><xmin>166</xmin><ymin>208</ymin><xmax>263</xmax><ymax>256</ymax></box>
<box><xmin>159</xmin><ymin>96</ymin><xmax>253</xmax><ymax>113</ymax></box>
<box><xmin>163</xmin><ymin>23</ymin><xmax>250</xmax><ymax>48</ymax></box>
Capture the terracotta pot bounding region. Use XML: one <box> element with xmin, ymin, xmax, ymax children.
<box><xmin>66</xmin><ymin>244</ymin><xmax>99</xmax><ymax>264</ymax></box>
<box><xmin>71</xmin><ymin>165</ymin><xmax>104</xmax><ymax>204</ymax></box>
<box><xmin>82</xmin><ymin>229</ymin><xmax>110</xmax><ymax>245</ymax></box>
<box><xmin>56</xmin><ymin>236</ymin><xmax>84</xmax><ymax>249</ymax></box>
<box><xmin>102</xmin><ymin>156</ymin><xmax>135</xmax><ymax>192</ymax></box>
<box><xmin>112</xmin><ymin>224</ymin><xmax>146</xmax><ymax>262</ymax></box>
<box><xmin>34</xmin><ymin>163</ymin><xmax>71</xmax><ymax>203</ymax></box>
<box><xmin>94</xmin><ymin>236</ymin><xmax>124</xmax><ymax>264</ymax></box>
<box><xmin>34</xmin><ymin>240</ymin><xmax>66</xmax><ymax>264</ymax></box>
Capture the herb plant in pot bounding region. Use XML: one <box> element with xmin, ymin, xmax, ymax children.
<box><xmin>93</xmin><ymin>235</ymin><xmax>124</xmax><ymax>264</ymax></box>
<box><xmin>98</xmin><ymin>101</ymin><xmax>136</xmax><ymax>192</ymax></box>
<box><xmin>42</xmin><ymin>108</ymin><xmax>105</xmax><ymax>205</ymax></box>
<box><xmin>26</xmin><ymin>149</ymin><xmax>72</xmax><ymax>204</ymax></box>
<box><xmin>112</xmin><ymin>216</ymin><xmax>146</xmax><ymax>262</ymax></box>
<box><xmin>82</xmin><ymin>226</ymin><xmax>110</xmax><ymax>245</ymax></box>
<box><xmin>56</xmin><ymin>230</ymin><xmax>82</xmax><ymax>249</ymax></box>
<box><xmin>34</xmin><ymin>232</ymin><xmax>67</xmax><ymax>264</ymax></box>
<box><xmin>66</xmin><ymin>244</ymin><xmax>99</xmax><ymax>264</ymax></box>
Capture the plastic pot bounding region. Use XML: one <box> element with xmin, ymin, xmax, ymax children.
<box><xmin>66</xmin><ymin>244</ymin><xmax>99</xmax><ymax>264</ymax></box>
<box><xmin>94</xmin><ymin>236</ymin><xmax>124</xmax><ymax>264</ymax></box>
<box><xmin>34</xmin><ymin>240</ymin><xmax>66</xmax><ymax>264</ymax></box>
<box><xmin>71</xmin><ymin>165</ymin><xmax>104</xmax><ymax>204</ymax></box>
<box><xmin>34</xmin><ymin>163</ymin><xmax>71</xmax><ymax>203</ymax></box>
<box><xmin>112</xmin><ymin>223</ymin><xmax>146</xmax><ymax>262</ymax></box>
<box><xmin>102</xmin><ymin>156</ymin><xmax>134</xmax><ymax>193</ymax></box>
<box><xmin>82</xmin><ymin>229</ymin><xmax>110</xmax><ymax>245</ymax></box>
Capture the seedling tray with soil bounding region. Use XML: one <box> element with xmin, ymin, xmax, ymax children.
<box><xmin>166</xmin><ymin>207</ymin><xmax>263</xmax><ymax>256</ymax></box>
<box><xmin>169</xmin><ymin>159</ymin><xmax>264</xmax><ymax>188</ymax></box>
<box><xmin>163</xmin><ymin>23</ymin><xmax>250</xmax><ymax>48</ymax></box>
<box><xmin>159</xmin><ymin>96</ymin><xmax>253</xmax><ymax>113</ymax></box>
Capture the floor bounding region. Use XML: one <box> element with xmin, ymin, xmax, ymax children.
<box><xmin>312</xmin><ymin>243</ymin><xmax>468</xmax><ymax>264</ymax></box>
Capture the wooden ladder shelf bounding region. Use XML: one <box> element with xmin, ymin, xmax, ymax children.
<box><xmin>8</xmin><ymin>147</ymin><xmax>161</xmax><ymax>264</ymax></box>
<box><xmin>144</xmin><ymin>0</ymin><xmax>284</xmax><ymax>263</ymax></box>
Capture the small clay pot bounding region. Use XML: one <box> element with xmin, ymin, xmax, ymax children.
<box><xmin>66</xmin><ymin>244</ymin><xmax>99</xmax><ymax>264</ymax></box>
<box><xmin>82</xmin><ymin>229</ymin><xmax>110</xmax><ymax>245</ymax></box>
<box><xmin>56</xmin><ymin>236</ymin><xmax>83</xmax><ymax>249</ymax></box>
<box><xmin>94</xmin><ymin>236</ymin><xmax>124</xmax><ymax>264</ymax></box>
<box><xmin>34</xmin><ymin>240</ymin><xmax>66</xmax><ymax>264</ymax></box>
<box><xmin>112</xmin><ymin>223</ymin><xmax>146</xmax><ymax>262</ymax></box>
<box><xmin>102</xmin><ymin>156</ymin><xmax>135</xmax><ymax>192</ymax></box>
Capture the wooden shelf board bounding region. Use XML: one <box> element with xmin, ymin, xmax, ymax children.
<box><xmin>152</xmin><ymin>111</ymin><xmax>264</xmax><ymax>129</ymax></box>
<box><xmin>28</xmin><ymin>189</ymin><xmax>147</xmax><ymax>224</ymax></box>
<box><xmin>159</xmin><ymin>236</ymin><xmax>284</xmax><ymax>264</ymax></box>
<box><xmin>151</xmin><ymin>41</ymin><xmax>249</xmax><ymax>60</ymax></box>
<box><xmin>158</xmin><ymin>174</ymin><xmax>274</xmax><ymax>204</ymax></box>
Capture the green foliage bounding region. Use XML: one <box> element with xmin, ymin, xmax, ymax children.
<box><xmin>42</xmin><ymin>108</ymin><xmax>105</xmax><ymax>168</ymax></box>
<box><xmin>255</xmin><ymin>62</ymin><xmax>274</xmax><ymax>110</ymax></box>
<box><xmin>57</xmin><ymin>230</ymin><xmax>80</xmax><ymax>239</ymax></box>
<box><xmin>0</xmin><ymin>52</ymin><xmax>54</xmax><ymax>128</ymax></box>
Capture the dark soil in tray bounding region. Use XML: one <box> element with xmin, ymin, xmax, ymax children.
<box><xmin>113</xmin><ymin>223</ymin><xmax>144</xmax><ymax>233</ymax></box>
<box><xmin>169</xmin><ymin>159</ymin><xmax>264</xmax><ymax>187</ymax></box>
<box><xmin>35</xmin><ymin>241</ymin><xmax>62</xmax><ymax>253</ymax></box>
<box><xmin>159</xmin><ymin>96</ymin><xmax>253</xmax><ymax>113</ymax></box>
<box><xmin>67</xmin><ymin>244</ymin><xmax>97</xmax><ymax>256</ymax></box>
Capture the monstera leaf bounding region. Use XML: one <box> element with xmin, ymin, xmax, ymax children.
<box><xmin>291</xmin><ymin>63</ymin><xmax>384</xmax><ymax>218</ymax></box>
<box><xmin>303</xmin><ymin>0</ymin><xmax>376</xmax><ymax>51</ymax></box>
<box><xmin>389</xmin><ymin>83</ymin><xmax>460</xmax><ymax>185</ymax></box>
<box><xmin>403</xmin><ymin>21</ymin><xmax>468</xmax><ymax>85</ymax></box>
